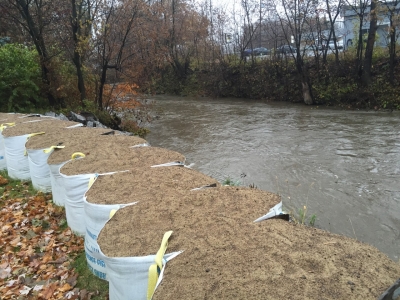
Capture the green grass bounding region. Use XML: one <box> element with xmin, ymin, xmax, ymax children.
<box><xmin>0</xmin><ymin>170</ymin><xmax>37</xmax><ymax>201</ymax></box>
<box><xmin>222</xmin><ymin>177</ymin><xmax>241</xmax><ymax>186</ymax></box>
<box><xmin>72</xmin><ymin>252</ymin><xmax>109</xmax><ymax>299</ymax></box>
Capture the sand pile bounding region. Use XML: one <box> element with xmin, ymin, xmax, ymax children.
<box><xmin>97</xmin><ymin>184</ymin><xmax>400</xmax><ymax>299</ymax></box>
<box><xmin>0</xmin><ymin>113</ymin><xmax>27</xmax><ymax>122</ymax></box>
<box><xmin>48</xmin><ymin>134</ymin><xmax>148</xmax><ymax>165</ymax></box>
<box><xmin>97</xmin><ymin>186</ymin><xmax>281</xmax><ymax>257</ymax></box>
<box><xmin>151</xmin><ymin>219</ymin><xmax>400</xmax><ymax>300</ymax></box>
<box><xmin>85</xmin><ymin>166</ymin><xmax>220</xmax><ymax>205</ymax></box>
<box><xmin>26</xmin><ymin>127</ymin><xmax>113</xmax><ymax>150</ymax></box>
<box><xmin>60</xmin><ymin>146</ymin><xmax>185</xmax><ymax>176</ymax></box>
<box><xmin>1</xmin><ymin>119</ymin><xmax>80</xmax><ymax>137</ymax></box>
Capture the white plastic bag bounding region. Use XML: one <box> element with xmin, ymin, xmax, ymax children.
<box><xmin>62</xmin><ymin>170</ymin><xmax>95</xmax><ymax>235</ymax></box>
<box><xmin>49</xmin><ymin>162</ymin><xmax>68</xmax><ymax>206</ymax></box>
<box><xmin>253</xmin><ymin>201</ymin><xmax>283</xmax><ymax>222</ymax></box>
<box><xmin>84</xmin><ymin>174</ymin><xmax>136</xmax><ymax>280</ymax></box>
<box><xmin>4</xmin><ymin>132</ymin><xmax>44</xmax><ymax>180</ymax></box>
<box><xmin>0</xmin><ymin>123</ymin><xmax>15</xmax><ymax>170</ymax></box>
<box><xmin>96</xmin><ymin>229</ymin><xmax>181</xmax><ymax>300</ymax></box>
<box><xmin>27</xmin><ymin>145</ymin><xmax>65</xmax><ymax>192</ymax></box>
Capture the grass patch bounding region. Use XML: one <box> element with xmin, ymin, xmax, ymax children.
<box><xmin>222</xmin><ymin>177</ymin><xmax>241</xmax><ymax>186</ymax></box>
<box><xmin>72</xmin><ymin>252</ymin><xmax>109</xmax><ymax>299</ymax></box>
<box><xmin>0</xmin><ymin>170</ymin><xmax>37</xmax><ymax>202</ymax></box>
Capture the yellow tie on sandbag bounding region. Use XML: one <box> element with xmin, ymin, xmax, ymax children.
<box><xmin>24</xmin><ymin>132</ymin><xmax>46</xmax><ymax>155</ymax></box>
<box><xmin>147</xmin><ymin>231</ymin><xmax>173</xmax><ymax>300</ymax></box>
<box><xmin>0</xmin><ymin>123</ymin><xmax>15</xmax><ymax>131</ymax></box>
<box><xmin>71</xmin><ymin>152</ymin><xmax>86</xmax><ymax>159</ymax></box>
<box><xmin>109</xmin><ymin>209</ymin><xmax>117</xmax><ymax>219</ymax></box>
<box><xmin>28</xmin><ymin>132</ymin><xmax>45</xmax><ymax>138</ymax></box>
<box><xmin>43</xmin><ymin>145</ymin><xmax>65</xmax><ymax>153</ymax></box>
<box><xmin>88</xmin><ymin>174</ymin><xmax>99</xmax><ymax>189</ymax></box>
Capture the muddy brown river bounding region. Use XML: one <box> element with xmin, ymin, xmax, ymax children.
<box><xmin>145</xmin><ymin>95</ymin><xmax>400</xmax><ymax>261</ymax></box>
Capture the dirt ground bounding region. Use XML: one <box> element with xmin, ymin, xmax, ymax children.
<box><xmin>97</xmin><ymin>186</ymin><xmax>400</xmax><ymax>300</ymax></box>
<box><xmin>60</xmin><ymin>146</ymin><xmax>185</xmax><ymax>175</ymax></box>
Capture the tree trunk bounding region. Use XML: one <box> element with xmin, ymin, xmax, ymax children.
<box><xmin>356</xmin><ymin>15</ymin><xmax>364</xmax><ymax>76</ymax></box>
<box><xmin>389</xmin><ymin>13</ymin><xmax>396</xmax><ymax>85</ymax></box>
<box><xmin>362</xmin><ymin>0</ymin><xmax>378</xmax><ymax>85</ymax></box>
<box><xmin>15</xmin><ymin>0</ymin><xmax>61</xmax><ymax>108</ymax></box>
<box><xmin>296</xmin><ymin>54</ymin><xmax>314</xmax><ymax>105</ymax></box>
<box><xmin>71</xmin><ymin>0</ymin><xmax>87</xmax><ymax>104</ymax></box>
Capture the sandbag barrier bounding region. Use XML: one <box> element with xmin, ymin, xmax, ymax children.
<box><xmin>2</xmin><ymin>118</ymin><xmax>81</xmax><ymax>180</ymax></box>
<box><xmin>1</xmin><ymin>115</ymin><xmax>397</xmax><ymax>300</ymax></box>
<box><xmin>26</xmin><ymin>127</ymin><xmax>118</xmax><ymax>193</ymax></box>
<box><xmin>83</xmin><ymin>167</ymin><xmax>220</xmax><ymax>281</ymax></box>
<box><xmin>96</xmin><ymin>187</ymin><xmax>283</xmax><ymax>300</ymax></box>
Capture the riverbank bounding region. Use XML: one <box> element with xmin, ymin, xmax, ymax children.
<box><xmin>148</xmin><ymin>54</ymin><xmax>400</xmax><ymax>110</ymax></box>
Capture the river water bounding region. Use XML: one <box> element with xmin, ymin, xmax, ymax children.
<box><xmin>145</xmin><ymin>95</ymin><xmax>400</xmax><ymax>261</ymax></box>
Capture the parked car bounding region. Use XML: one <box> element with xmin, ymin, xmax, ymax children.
<box><xmin>328</xmin><ymin>40</ymin><xmax>344</xmax><ymax>50</ymax></box>
<box><xmin>253</xmin><ymin>47</ymin><xmax>270</xmax><ymax>56</ymax></box>
<box><xmin>317</xmin><ymin>40</ymin><xmax>344</xmax><ymax>51</ymax></box>
<box><xmin>242</xmin><ymin>49</ymin><xmax>253</xmax><ymax>57</ymax></box>
<box><xmin>276</xmin><ymin>45</ymin><xmax>297</xmax><ymax>54</ymax></box>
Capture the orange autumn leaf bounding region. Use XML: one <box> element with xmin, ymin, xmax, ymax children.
<box><xmin>58</xmin><ymin>283</ymin><xmax>72</xmax><ymax>292</ymax></box>
<box><xmin>38</xmin><ymin>282</ymin><xmax>58</xmax><ymax>299</ymax></box>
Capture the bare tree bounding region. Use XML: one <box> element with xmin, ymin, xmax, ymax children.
<box><xmin>362</xmin><ymin>0</ymin><xmax>378</xmax><ymax>84</ymax></box>
<box><xmin>274</xmin><ymin>0</ymin><xmax>317</xmax><ymax>104</ymax></box>
<box><xmin>345</xmin><ymin>0</ymin><xmax>370</xmax><ymax>76</ymax></box>
<box><xmin>382</xmin><ymin>0</ymin><xmax>400</xmax><ymax>84</ymax></box>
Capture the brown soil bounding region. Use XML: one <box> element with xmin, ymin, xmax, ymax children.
<box><xmin>26</xmin><ymin>127</ymin><xmax>113</xmax><ymax>149</ymax></box>
<box><xmin>85</xmin><ymin>166</ymin><xmax>220</xmax><ymax>205</ymax></box>
<box><xmin>152</xmin><ymin>220</ymin><xmax>400</xmax><ymax>300</ymax></box>
<box><xmin>47</xmin><ymin>134</ymin><xmax>148</xmax><ymax>165</ymax></box>
<box><xmin>2</xmin><ymin>119</ymin><xmax>80</xmax><ymax>137</ymax></box>
<box><xmin>97</xmin><ymin>186</ymin><xmax>281</xmax><ymax>256</ymax></box>
<box><xmin>60</xmin><ymin>146</ymin><xmax>185</xmax><ymax>176</ymax></box>
<box><xmin>97</xmin><ymin>184</ymin><xmax>399</xmax><ymax>299</ymax></box>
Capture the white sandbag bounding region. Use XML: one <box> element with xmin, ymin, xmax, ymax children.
<box><xmin>49</xmin><ymin>162</ymin><xmax>68</xmax><ymax>206</ymax></box>
<box><xmin>27</xmin><ymin>145</ymin><xmax>65</xmax><ymax>192</ymax></box>
<box><xmin>27</xmin><ymin>123</ymin><xmax>82</xmax><ymax>191</ymax></box>
<box><xmin>62</xmin><ymin>170</ymin><xmax>94</xmax><ymax>235</ymax></box>
<box><xmin>4</xmin><ymin>132</ymin><xmax>44</xmax><ymax>179</ymax></box>
<box><xmin>97</xmin><ymin>230</ymin><xmax>181</xmax><ymax>300</ymax></box>
<box><xmin>0</xmin><ymin>123</ymin><xmax>15</xmax><ymax>170</ymax></box>
<box><xmin>84</xmin><ymin>174</ymin><xmax>135</xmax><ymax>280</ymax></box>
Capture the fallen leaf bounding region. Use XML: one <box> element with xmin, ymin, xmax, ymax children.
<box><xmin>19</xmin><ymin>285</ymin><xmax>32</xmax><ymax>295</ymax></box>
<box><xmin>59</xmin><ymin>283</ymin><xmax>72</xmax><ymax>292</ymax></box>
<box><xmin>39</xmin><ymin>282</ymin><xmax>57</xmax><ymax>299</ymax></box>
<box><xmin>9</xmin><ymin>236</ymin><xmax>20</xmax><ymax>246</ymax></box>
<box><xmin>0</xmin><ymin>266</ymin><xmax>11</xmax><ymax>279</ymax></box>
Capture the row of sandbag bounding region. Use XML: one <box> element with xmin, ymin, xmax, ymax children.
<box><xmin>51</xmin><ymin>117</ymin><xmax>400</xmax><ymax>300</ymax></box>
<box><xmin>1</xmin><ymin>113</ymin><xmax>398</xmax><ymax>300</ymax></box>
<box><xmin>0</xmin><ymin>114</ymin><xmax>188</xmax><ymax>236</ymax></box>
<box><xmin>0</xmin><ymin>113</ymin><xmax>286</xmax><ymax>299</ymax></box>
<box><xmin>87</xmin><ymin>171</ymin><xmax>400</xmax><ymax>300</ymax></box>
